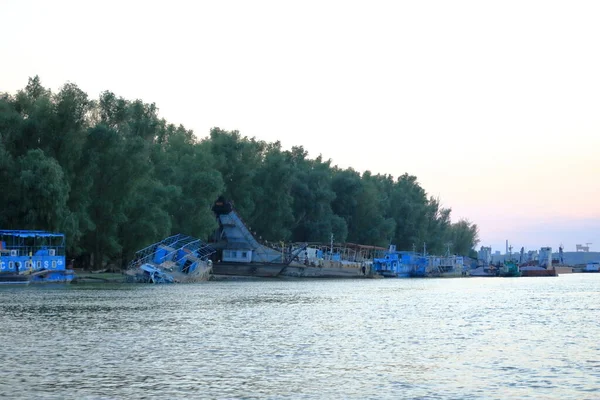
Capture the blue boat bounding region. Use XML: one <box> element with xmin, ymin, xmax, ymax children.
<box><xmin>373</xmin><ymin>246</ymin><xmax>411</xmax><ymax>277</ymax></box>
<box><xmin>125</xmin><ymin>234</ymin><xmax>216</xmax><ymax>284</ymax></box>
<box><xmin>372</xmin><ymin>245</ymin><xmax>435</xmax><ymax>278</ymax></box>
<box><xmin>407</xmin><ymin>255</ymin><xmax>430</xmax><ymax>277</ymax></box>
<box><xmin>136</xmin><ymin>264</ymin><xmax>175</xmax><ymax>284</ymax></box>
<box><xmin>0</xmin><ymin>230</ymin><xmax>75</xmax><ymax>283</ymax></box>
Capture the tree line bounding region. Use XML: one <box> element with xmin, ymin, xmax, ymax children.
<box><xmin>0</xmin><ymin>77</ymin><xmax>479</xmax><ymax>269</ymax></box>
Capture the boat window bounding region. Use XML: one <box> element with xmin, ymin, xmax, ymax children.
<box><xmin>9</xmin><ymin>261</ymin><xmax>14</xmax><ymax>270</ymax></box>
<box><xmin>16</xmin><ymin>262</ymin><xmax>21</xmax><ymax>270</ymax></box>
<box><xmin>232</xmin><ymin>251</ymin><xmax>237</xmax><ymax>258</ymax></box>
<box><xmin>36</xmin><ymin>261</ymin><xmax>41</xmax><ymax>269</ymax></box>
<box><xmin>242</xmin><ymin>252</ymin><xmax>247</xmax><ymax>258</ymax></box>
<box><xmin>52</xmin><ymin>261</ymin><xmax>57</xmax><ymax>269</ymax></box>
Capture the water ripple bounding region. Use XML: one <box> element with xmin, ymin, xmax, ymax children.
<box><xmin>0</xmin><ymin>275</ymin><xmax>598</xmax><ymax>399</ymax></box>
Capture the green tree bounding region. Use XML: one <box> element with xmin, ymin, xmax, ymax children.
<box><xmin>154</xmin><ymin>125</ymin><xmax>223</xmax><ymax>238</ymax></box>
<box><xmin>289</xmin><ymin>148</ymin><xmax>346</xmax><ymax>242</ymax></box>
<box><xmin>331</xmin><ymin>168</ymin><xmax>362</xmax><ymax>231</ymax></box>
<box><xmin>118</xmin><ymin>178</ymin><xmax>175</xmax><ymax>266</ymax></box>
<box><xmin>447</xmin><ymin>219</ymin><xmax>480</xmax><ymax>256</ymax></box>
<box><xmin>208</xmin><ymin>128</ymin><xmax>265</xmax><ymax>220</ymax></box>
<box><xmin>11</xmin><ymin>149</ymin><xmax>70</xmax><ymax>231</ymax></box>
<box><xmin>389</xmin><ymin>173</ymin><xmax>428</xmax><ymax>251</ymax></box>
<box><xmin>9</xmin><ymin>77</ymin><xmax>54</xmax><ymax>158</ymax></box>
<box><xmin>348</xmin><ymin>171</ymin><xmax>395</xmax><ymax>247</ymax></box>
<box><xmin>0</xmin><ymin>93</ymin><xmax>24</xmax><ymax>158</ymax></box>
<box><xmin>421</xmin><ymin>196</ymin><xmax>452</xmax><ymax>255</ymax></box>
<box><xmin>0</xmin><ymin>76</ymin><xmax>482</xmax><ymax>268</ymax></box>
<box><xmin>250</xmin><ymin>142</ymin><xmax>295</xmax><ymax>241</ymax></box>
<box><xmin>0</xmin><ymin>133</ymin><xmax>15</xmax><ymax>227</ymax></box>
<box><xmin>52</xmin><ymin>83</ymin><xmax>95</xmax><ymax>252</ymax></box>
<box><xmin>80</xmin><ymin>122</ymin><xmax>154</xmax><ymax>268</ymax></box>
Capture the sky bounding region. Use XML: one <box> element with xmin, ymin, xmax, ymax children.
<box><xmin>1</xmin><ymin>0</ymin><xmax>599</xmax><ymax>254</ymax></box>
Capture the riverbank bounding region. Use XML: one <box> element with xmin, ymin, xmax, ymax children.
<box><xmin>72</xmin><ymin>271</ymin><xmax>125</xmax><ymax>283</ymax></box>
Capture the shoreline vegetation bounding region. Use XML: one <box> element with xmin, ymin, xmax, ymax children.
<box><xmin>71</xmin><ymin>271</ymin><xmax>124</xmax><ymax>284</ymax></box>
<box><xmin>0</xmin><ymin>77</ymin><xmax>479</xmax><ymax>271</ymax></box>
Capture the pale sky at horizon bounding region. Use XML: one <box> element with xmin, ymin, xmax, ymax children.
<box><xmin>1</xmin><ymin>0</ymin><xmax>599</xmax><ymax>254</ymax></box>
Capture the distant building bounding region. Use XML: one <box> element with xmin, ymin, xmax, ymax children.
<box><xmin>576</xmin><ymin>244</ymin><xmax>592</xmax><ymax>252</ymax></box>
<box><xmin>478</xmin><ymin>246</ymin><xmax>492</xmax><ymax>265</ymax></box>
<box><xmin>539</xmin><ymin>247</ymin><xmax>552</xmax><ymax>268</ymax></box>
<box><xmin>527</xmin><ymin>250</ymin><xmax>538</xmax><ymax>262</ymax></box>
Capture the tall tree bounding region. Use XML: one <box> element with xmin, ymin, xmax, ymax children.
<box><xmin>208</xmin><ymin>127</ymin><xmax>265</xmax><ymax>220</ymax></box>
<box><xmin>154</xmin><ymin>125</ymin><xmax>223</xmax><ymax>238</ymax></box>
<box><xmin>347</xmin><ymin>171</ymin><xmax>395</xmax><ymax>247</ymax></box>
<box><xmin>0</xmin><ymin>133</ymin><xmax>15</xmax><ymax>227</ymax></box>
<box><xmin>250</xmin><ymin>142</ymin><xmax>295</xmax><ymax>241</ymax></box>
<box><xmin>11</xmin><ymin>149</ymin><xmax>70</xmax><ymax>231</ymax></box>
<box><xmin>331</xmin><ymin>168</ymin><xmax>362</xmax><ymax>228</ymax></box>
<box><xmin>52</xmin><ymin>83</ymin><xmax>95</xmax><ymax>252</ymax></box>
<box><xmin>118</xmin><ymin>178</ymin><xmax>175</xmax><ymax>266</ymax></box>
<box><xmin>80</xmin><ymin>120</ymin><xmax>156</xmax><ymax>268</ymax></box>
<box><xmin>447</xmin><ymin>219</ymin><xmax>480</xmax><ymax>256</ymax></box>
<box><xmin>422</xmin><ymin>197</ymin><xmax>452</xmax><ymax>255</ymax></box>
<box><xmin>389</xmin><ymin>173</ymin><xmax>427</xmax><ymax>251</ymax></box>
<box><xmin>289</xmin><ymin>148</ymin><xmax>346</xmax><ymax>242</ymax></box>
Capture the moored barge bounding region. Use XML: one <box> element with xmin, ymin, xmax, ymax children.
<box><xmin>0</xmin><ymin>230</ymin><xmax>75</xmax><ymax>283</ymax></box>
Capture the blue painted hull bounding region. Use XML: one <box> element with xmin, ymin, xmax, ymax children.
<box><xmin>0</xmin><ymin>273</ymin><xmax>30</xmax><ymax>285</ymax></box>
<box><xmin>29</xmin><ymin>269</ymin><xmax>75</xmax><ymax>283</ymax></box>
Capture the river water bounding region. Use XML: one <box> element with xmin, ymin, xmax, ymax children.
<box><xmin>0</xmin><ymin>274</ymin><xmax>599</xmax><ymax>399</ymax></box>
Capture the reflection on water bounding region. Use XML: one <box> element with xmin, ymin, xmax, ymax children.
<box><xmin>1</xmin><ymin>276</ymin><xmax>599</xmax><ymax>399</ymax></box>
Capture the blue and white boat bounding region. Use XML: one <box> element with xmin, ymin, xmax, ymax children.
<box><xmin>372</xmin><ymin>245</ymin><xmax>434</xmax><ymax>278</ymax></box>
<box><xmin>0</xmin><ymin>230</ymin><xmax>75</xmax><ymax>283</ymax></box>
<box><xmin>426</xmin><ymin>255</ymin><xmax>468</xmax><ymax>277</ymax></box>
<box><xmin>373</xmin><ymin>246</ymin><xmax>412</xmax><ymax>277</ymax></box>
<box><xmin>408</xmin><ymin>254</ymin><xmax>433</xmax><ymax>277</ymax></box>
<box><xmin>583</xmin><ymin>262</ymin><xmax>599</xmax><ymax>273</ymax></box>
<box><xmin>373</xmin><ymin>244</ymin><xmax>469</xmax><ymax>278</ymax></box>
<box><xmin>125</xmin><ymin>234</ymin><xmax>216</xmax><ymax>283</ymax></box>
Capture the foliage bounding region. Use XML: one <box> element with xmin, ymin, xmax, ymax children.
<box><xmin>12</xmin><ymin>149</ymin><xmax>70</xmax><ymax>231</ymax></box>
<box><xmin>249</xmin><ymin>142</ymin><xmax>295</xmax><ymax>241</ymax></box>
<box><xmin>0</xmin><ymin>76</ymin><xmax>480</xmax><ymax>268</ymax></box>
<box><xmin>289</xmin><ymin>149</ymin><xmax>343</xmax><ymax>242</ymax></box>
<box><xmin>208</xmin><ymin>127</ymin><xmax>265</xmax><ymax>220</ymax></box>
<box><xmin>448</xmin><ymin>219</ymin><xmax>480</xmax><ymax>256</ymax></box>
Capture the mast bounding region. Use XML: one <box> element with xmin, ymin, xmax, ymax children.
<box><xmin>330</xmin><ymin>233</ymin><xmax>334</xmax><ymax>257</ymax></box>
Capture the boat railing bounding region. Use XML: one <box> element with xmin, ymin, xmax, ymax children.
<box><xmin>128</xmin><ymin>235</ymin><xmax>216</xmax><ymax>271</ymax></box>
<box><xmin>0</xmin><ymin>245</ymin><xmax>66</xmax><ymax>257</ymax></box>
<box><xmin>132</xmin><ymin>234</ymin><xmax>183</xmax><ymax>257</ymax></box>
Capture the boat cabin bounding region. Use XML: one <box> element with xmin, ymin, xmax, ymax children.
<box><xmin>585</xmin><ymin>262</ymin><xmax>600</xmax><ymax>272</ymax></box>
<box><xmin>0</xmin><ymin>230</ymin><xmax>73</xmax><ymax>282</ymax></box>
